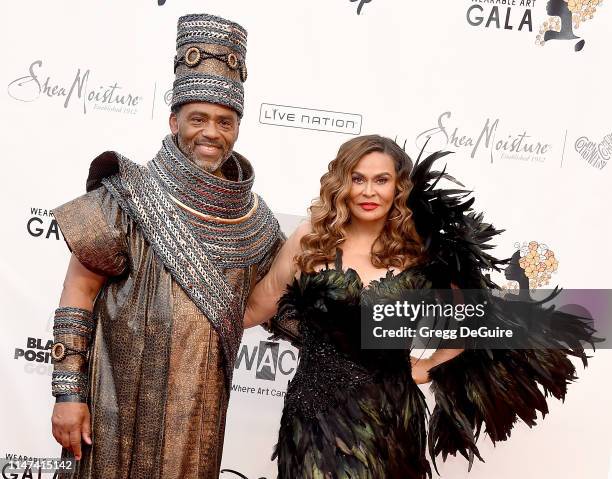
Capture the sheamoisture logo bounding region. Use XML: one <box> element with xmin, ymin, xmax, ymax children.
<box><xmin>7</xmin><ymin>60</ymin><xmax>142</xmax><ymax>115</ymax></box>
<box><xmin>416</xmin><ymin>111</ymin><xmax>552</xmax><ymax>164</ymax></box>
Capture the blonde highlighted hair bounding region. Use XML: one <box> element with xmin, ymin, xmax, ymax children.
<box><xmin>297</xmin><ymin>135</ymin><xmax>424</xmax><ymax>272</ymax></box>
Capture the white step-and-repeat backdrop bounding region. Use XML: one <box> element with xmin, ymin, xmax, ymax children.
<box><xmin>1</xmin><ymin>1</ymin><xmax>611</xmax><ymax>478</ymax></box>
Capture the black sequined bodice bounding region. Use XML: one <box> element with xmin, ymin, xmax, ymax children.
<box><xmin>279</xmin><ymin>261</ymin><xmax>432</xmax><ymax>420</ymax></box>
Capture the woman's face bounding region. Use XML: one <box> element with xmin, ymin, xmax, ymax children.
<box><xmin>347</xmin><ymin>151</ymin><xmax>397</xmax><ymax>224</ymax></box>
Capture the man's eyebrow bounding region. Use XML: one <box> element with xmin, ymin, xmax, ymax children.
<box><xmin>188</xmin><ymin>111</ymin><xmax>235</xmax><ymax>121</ymax></box>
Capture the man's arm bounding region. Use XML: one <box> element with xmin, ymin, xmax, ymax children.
<box><xmin>59</xmin><ymin>254</ymin><xmax>107</xmax><ymax>309</ymax></box>
<box><xmin>51</xmin><ymin>254</ymin><xmax>106</xmax><ymax>461</ymax></box>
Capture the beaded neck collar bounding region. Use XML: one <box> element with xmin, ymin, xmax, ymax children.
<box><xmin>148</xmin><ymin>135</ymin><xmax>255</xmax><ymax>220</ymax></box>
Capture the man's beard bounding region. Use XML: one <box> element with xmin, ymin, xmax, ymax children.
<box><xmin>176</xmin><ymin>135</ymin><xmax>229</xmax><ymax>173</ymax></box>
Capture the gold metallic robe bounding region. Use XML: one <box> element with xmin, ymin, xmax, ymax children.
<box><xmin>54</xmin><ymin>186</ymin><xmax>280</xmax><ymax>479</ymax></box>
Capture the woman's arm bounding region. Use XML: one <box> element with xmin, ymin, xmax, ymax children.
<box><xmin>244</xmin><ymin>222</ymin><xmax>311</xmax><ymax>328</ymax></box>
<box><xmin>411</xmin><ymin>283</ymin><xmax>464</xmax><ymax>383</ymax></box>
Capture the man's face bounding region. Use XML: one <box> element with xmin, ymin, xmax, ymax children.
<box><xmin>169</xmin><ymin>102</ymin><xmax>240</xmax><ymax>173</ymax></box>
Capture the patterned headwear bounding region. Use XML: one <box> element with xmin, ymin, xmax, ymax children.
<box><xmin>172</xmin><ymin>13</ymin><xmax>247</xmax><ymax>116</ymax></box>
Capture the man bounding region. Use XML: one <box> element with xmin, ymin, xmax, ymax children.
<box><xmin>50</xmin><ymin>13</ymin><xmax>282</xmax><ymax>479</ymax></box>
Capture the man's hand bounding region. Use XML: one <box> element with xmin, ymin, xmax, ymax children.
<box><xmin>410</xmin><ymin>357</ymin><xmax>433</xmax><ymax>384</ymax></box>
<box><xmin>51</xmin><ymin>402</ymin><xmax>92</xmax><ymax>460</ymax></box>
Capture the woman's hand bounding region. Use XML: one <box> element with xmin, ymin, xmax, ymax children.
<box><xmin>410</xmin><ymin>349</ymin><xmax>464</xmax><ymax>384</ymax></box>
<box><xmin>410</xmin><ymin>357</ymin><xmax>434</xmax><ymax>384</ymax></box>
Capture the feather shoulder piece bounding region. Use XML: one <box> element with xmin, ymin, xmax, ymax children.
<box><xmin>406</xmin><ymin>145</ymin><xmax>598</xmax><ymax>473</ymax></box>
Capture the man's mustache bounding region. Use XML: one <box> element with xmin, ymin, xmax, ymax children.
<box><xmin>195</xmin><ymin>140</ymin><xmax>223</xmax><ymax>148</ymax></box>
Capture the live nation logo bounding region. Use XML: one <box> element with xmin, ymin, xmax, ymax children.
<box><xmin>7</xmin><ymin>60</ymin><xmax>142</xmax><ymax>115</ymax></box>
<box><xmin>573</xmin><ymin>132</ymin><xmax>611</xmax><ymax>170</ymax></box>
<box><xmin>260</xmin><ymin>103</ymin><xmax>362</xmax><ymax>135</ymax></box>
<box><xmin>415</xmin><ymin>111</ymin><xmax>553</xmax><ymax>164</ymax></box>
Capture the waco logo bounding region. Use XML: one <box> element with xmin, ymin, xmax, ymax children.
<box><xmin>234</xmin><ymin>341</ymin><xmax>299</xmax><ymax>381</ymax></box>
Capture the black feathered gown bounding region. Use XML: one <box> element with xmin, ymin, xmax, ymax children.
<box><xmin>271</xmin><ymin>150</ymin><xmax>598</xmax><ymax>479</ymax></box>
<box><xmin>273</xmin><ymin>257</ymin><xmax>435</xmax><ymax>479</ymax></box>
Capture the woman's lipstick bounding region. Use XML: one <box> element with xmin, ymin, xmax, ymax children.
<box><xmin>359</xmin><ymin>202</ymin><xmax>379</xmax><ymax>211</ymax></box>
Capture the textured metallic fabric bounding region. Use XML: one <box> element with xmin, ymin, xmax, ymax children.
<box><xmin>150</xmin><ymin>136</ymin><xmax>254</xmax><ymax>219</ymax></box>
<box><xmin>149</xmin><ymin>136</ymin><xmax>280</xmax><ymax>268</ymax></box>
<box><xmin>53</xmin><ymin>191</ymin><xmax>127</xmax><ymax>276</ymax></box>
<box><xmin>172</xmin><ymin>74</ymin><xmax>244</xmax><ymax>116</ymax></box>
<box><xmin>176</xmin><ymin>14</ymin><xmax>247</xmax><ymax>56</ymax></box>
<box><xmin>172</xmin><ymin>13</ymin><xmax>247</xmax><ymax>115</ymax></box>
<box><xmin>55</xmin><ymin>187</ymin><xmax>170</xmax><ymax>479</ymax></box>
<box><xmin>100</xmin><ymin>141</ymin><xmax>280</xmax><ymax>387</ymax></box>
<box><xmin>159</xmin><ymin>282</ymin><xmax>229</xmax><ymax>478</ymax></box>
<box><xmin>54</xmin><ymin>185</ymin><xmax>280</xmax><ymax>479</ymax></box>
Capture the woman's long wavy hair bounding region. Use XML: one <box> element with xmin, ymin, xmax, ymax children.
<box><xmin>297</xmin><ymin>135</ymin><xmax>424</xmax><ymax>273</ymax></box>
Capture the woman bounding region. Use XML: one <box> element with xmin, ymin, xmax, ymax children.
<box><xmin>244</xmin><ymin>135</ymin><xmax>596</xmax><ymax>478</ymax></box>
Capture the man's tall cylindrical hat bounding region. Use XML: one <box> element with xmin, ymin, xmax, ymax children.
<box><xmin>172</xmin><ymin>14</ymin><xmax>247</xmax><ymax>116</ymax></box>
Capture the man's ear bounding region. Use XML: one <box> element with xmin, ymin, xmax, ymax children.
<box><xmin>169</xmin><ymin>112</ymin><xmax>179</xmax><ymax>135</ymax></box>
